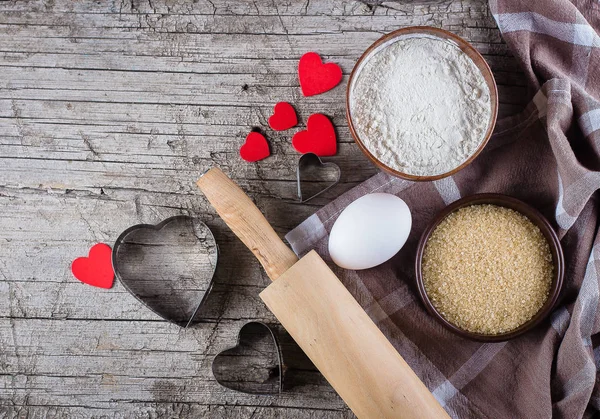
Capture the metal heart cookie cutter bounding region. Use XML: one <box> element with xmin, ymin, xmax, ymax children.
<box><xmin>112</xmin><ymin>215</ymin><xmax>218</xmax><ymax>328</ymax></box>
<box><xmin>212</xmin><ymin>321</ymin><xmax>284</xmax><ymax>395</ymax></box>
<box><xmin>296</xmin><ymin>153</ymin><xmax>341</xmax><ymax>203</ymax></box>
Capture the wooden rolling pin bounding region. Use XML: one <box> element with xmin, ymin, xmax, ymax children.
<box><xmin>197</xmin><ymin>167</ymin><xmax>449</xmax><ymax>419</ymax></box>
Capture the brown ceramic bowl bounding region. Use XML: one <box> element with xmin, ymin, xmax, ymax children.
<box><xmin>415</xmin><ymin>194</ymin><xmax>564</xmax><ymax>341</ymax></box>
<box><xmin>346</xmin><ymin>27</ymin><xmax>499</xmax><ymax>181</ymax></box>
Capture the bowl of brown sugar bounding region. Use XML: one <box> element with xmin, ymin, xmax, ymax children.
<box><xmin>415</xmin><ymin>194</ymin><xmax>564</xmax><ymax>341</ymax></box>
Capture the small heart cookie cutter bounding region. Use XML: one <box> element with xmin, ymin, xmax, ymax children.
<box><xmin>112</xmin><ymin>215</ymin><xmax>218</xmax><ymax>328</ymax></box>
<box><xmin>212</xmin><ymin>321</ymin><xmax>284</xmax><ymax>395</ymax></box>
<box><xmin>296</xmin><ymin>153</ymin><xmax>341</xmax><ymax>203</ymax></box>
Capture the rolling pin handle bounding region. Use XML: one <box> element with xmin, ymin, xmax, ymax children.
<box><xmin>197</xmin><ymin>167</ymin><xmax>299</xmax><ymax>281</ymax></box>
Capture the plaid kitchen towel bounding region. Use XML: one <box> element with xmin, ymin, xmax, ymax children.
<box><xmin>285</xmin><ymin>1</ymin><xmax>600</xmax><ymax>418</ymax></box>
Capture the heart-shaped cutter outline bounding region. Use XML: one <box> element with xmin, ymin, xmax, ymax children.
<box><xmin>297</xmin><ymin>152</ymin><xmax>341</xmax><ymax>203</ymax></box>
<box><xmin>212</xmin><ymin>321</ymin><xmax>284</xmax><ymax>395</ymax></box>
<box><xmin>112</xmin><ymin>215</ymin><xmax>218</xmax><ymax>329</ymax></box>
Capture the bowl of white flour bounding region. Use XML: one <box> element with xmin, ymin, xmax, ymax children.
<box><xmin>347</xmin><ymin>27</ymin><xmax>498</xmax><ymax>180</ymax></box>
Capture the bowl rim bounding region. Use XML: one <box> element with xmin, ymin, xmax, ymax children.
<box><xmin>346</xmin><ymin>26</ymin><xmax>499</xmax><ymax>181</ymax></box>
<box><xmin>414</xmin><ymin>193</ymin><xmax>565</xmax><ymax>342</ymax></box>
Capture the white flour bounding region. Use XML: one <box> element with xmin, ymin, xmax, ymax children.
<box><xmin>350</xmin><ymin>36</ymin><xmax>492</xmax><ymax>176</ymax></box>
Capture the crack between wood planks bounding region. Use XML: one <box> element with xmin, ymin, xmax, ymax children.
<box><xmin>0</xmin><ymin>7</ymin><xmax>412</xmax><ymax>17</ymax></box>
<box><xmin>2</xmin><ymin>403</ymin><xmax>115</xmax><ymax>410</ymax></box>
<box><xmin>102</xmin><ymin>400</ymin><xmax>347</xmax><ymax>412</ymax></box>
<box><xmin>0</xmin><ymin>315</ymin><xmax>271</xmax><ymax>324</ymax></box>
<box><xmin>4</xmin><ymin>279</ymin><xmax>266</xmax><ymax>289</ymax></box>
<box><xmin>0</xmin><ymin>315</ymin><xmax>217</xmax><ymax>323</ymax></box>
<box><xmin>0</xmin><ymin>5</ymin><xmax>459</xmax><ymax>18</ymax></box>
<box><xmin>0</xmin><ymin>44</ymin><xmax>514</xmax><ymax>71</ymax></box>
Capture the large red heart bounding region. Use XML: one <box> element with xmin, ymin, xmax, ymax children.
<box><xmin>292</xmin><ymin>114</ymin><xmax>337</xmax><ymax>156</ymax></box>
<box><xmin>71</xmin><ymin>243</ymin><xmax>114</xmax><ymax>289</ymax></box>
<box><xmin>240</xmin><ymin>132</ymin><xmax>270</xmax><ymax>162</ymax></box>
<box><xmin>268</xmin><ymin>102</ymin><xmax>297</xmax><ymax>131</ymax></box>
<box><xmin>298</xmin><ymin>52</ymin><xmax>343</xmax><ymax>97</ymax></box>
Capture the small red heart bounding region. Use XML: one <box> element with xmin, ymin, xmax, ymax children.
<box><xmin>71</xmin><ymin>243</ymin><xmax>114</xmax><ymax>289</ymax></box>
<box><xmin>298</xmin><ymin>52</ymin><xmax>343</xmax><ymax>97</ymax></box>
<box><xmin>268</xmin><ymin>102</ymin><xmax>298</xmax><ymax>131</ymax></box>
<box><xmin>292</xmin><ymin>114</ymin><xmax>337</xmax><ymax>156</ymax></box>
<box><xmin>240</xmin><ymin>132</ymin><xmax>270</xmax><ymax>162</ymax></box>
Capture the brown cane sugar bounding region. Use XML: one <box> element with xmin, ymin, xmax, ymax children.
<box><xmin>422</xmin><ymin>204</ymin><xmax>554</xmax><ymax>335</ymax></box>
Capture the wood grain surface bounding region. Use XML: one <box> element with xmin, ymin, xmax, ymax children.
<box><xmin>0</xmin><ymin>0</ymin><xmax>528</xmax><ymax>417</ymax></box>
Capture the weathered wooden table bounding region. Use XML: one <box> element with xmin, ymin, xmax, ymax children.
<box><xmin>0</xmin><ymin>0</ymin><xmax>527</xmax><ymax>417</ymax></box>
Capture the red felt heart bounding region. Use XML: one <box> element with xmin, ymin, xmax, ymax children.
<box><xmin>71</xmin><ymin>243</ymin><xmax>114</xmax><ymax>289</ymax></box>
<box><xmin>292</xmin><ymin>114</ymin><xmax>337</xmax><ymax>156</ymax></box>
<box><xmin>268</xmin><ymin>102</ymin><xmax>297</xmax><ymax>131</ymax></box>
<box><xmin>298</xmin><ymin>52</ymin><xmax>343</xmax><ymax>97</ymax></box>
<box><xmin>240</xmin><ymin>132</ymin><xmax>270</xmax><ymax>162</ymax></box>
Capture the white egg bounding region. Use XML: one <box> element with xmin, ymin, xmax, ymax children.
<box><xmin>328</xmin><ymin>193</ymin><xmax>412</xmax><ymax>270</ymax></box>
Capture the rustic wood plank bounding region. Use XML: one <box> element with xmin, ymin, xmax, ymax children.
<box><xmin>0</xmin><ymin>0</ymin><xmax>529</xmax><ymax>417</ymax></box>
<box><xmin>1</xmin><ymin>405</ymin><xmax>355</xmax><ymax>419</ymax></box>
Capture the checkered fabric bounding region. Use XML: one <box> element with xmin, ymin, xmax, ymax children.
<box><xmin>286</xmin><ymin>1</ymin><xmax>600</xmax><ymax>417</ymax></box>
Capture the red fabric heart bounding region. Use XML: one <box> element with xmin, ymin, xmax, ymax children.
<box><xmin>240</xmin><ymin>132</ymin><xmax>270</xmax><ymax>162</ymax></box>
<box><xmin>298</xmin><ymin>52</ymin><xmax>343</xmax><ymax>97</ymax></box>
<box><xmin>292</xmin><ymin>114</ymin><xmax>337</xmax><ymax>156</ymax></box>
<box><xmin>268</xmin><ymin>102</ymin><xmax>298</xmax><ymax>131</ymax></box>
<box><xmin>71</xmin><ymin>243</ymin><xmax>114</xmax><ymax>289</ymax></box>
